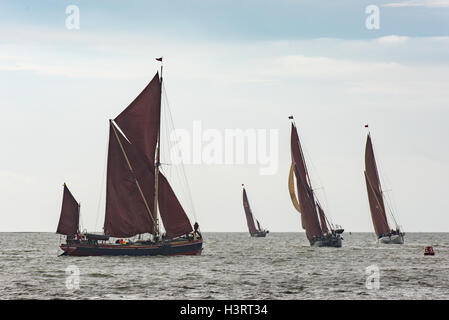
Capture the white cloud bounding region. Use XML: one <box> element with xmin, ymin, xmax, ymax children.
<box><xmin>383</xmin><ymin>0</ymin><xmax>449</xmax><ymax>7</ymax></box>
<box><xmin>377</xmin><ymin>35</ymin><xmax>409</xmax><ymax>45</ymax></box>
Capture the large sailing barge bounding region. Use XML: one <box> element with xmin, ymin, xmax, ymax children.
<box><xmin>364</xmin><ymin>128</ymin><xmax>404</xmax><ymax>244</ymax></box>
<box><xmin>288</xmin><ymin>116</ymin><xmax>343</xmax><ymax>247</ymax></box>
<box><xmin>57</xmin><ymin>62</ymin><xmax>203</xmax><ymax>256</ymax></box>
<box><xmin>242</xmin><ymin>185</ymin><xmax>269</xmax><ymax>237</ymax></box>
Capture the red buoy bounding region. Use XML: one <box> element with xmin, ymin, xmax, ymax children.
<box><xmin>424</xmin><ymin>246</ymin><xmax>435</xmax><ymax>256</ymax></box>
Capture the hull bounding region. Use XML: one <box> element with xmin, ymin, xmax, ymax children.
<box><xmin>251</xmin><ymin>231</ymin><xmax>268</xmax><ymax>238</ymax></box>
<box><xmin>60</xmin><ymin>238</ymin><xmax>203</xmax><ymax>257</ymax></box>
<box><xmin>311</xmin><ymin>235</ymin><xmax>342</xmax><ymax>248</ymax></box>
<box><xmin>378</xmin><ymin>234</ymin><xmax>404</xmax><ymax>244</ymax></box>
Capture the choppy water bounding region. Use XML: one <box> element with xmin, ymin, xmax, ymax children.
<box><xmin>0</xmin><ymin>232</ymin><xmax>448</xmax><ymax>299</ymax></box>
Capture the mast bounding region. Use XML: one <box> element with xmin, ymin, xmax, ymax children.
<box><xmin>153</xmin><ymin>58</ymin><xmax>163</xmax><ymax>237</ymax></box>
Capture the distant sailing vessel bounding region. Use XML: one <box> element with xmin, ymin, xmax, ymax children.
<box><xmin>288</xmin><ymin>116</ymin><xmax>343</xmax><ymax>247</ymax></box>
<box><xmin>242</xmin><ymin>185</ymin><xmax>269</xmax><ymax>237</ymax></box>
<box><xmin>364</xmin><ymin>128</ymin><xmax>404</xmax><ymax>244</ymax></box>
<box><xmin>57</xmin><ymin>61</ymin><xmax>203</xmax><ymax>256</ymax></box>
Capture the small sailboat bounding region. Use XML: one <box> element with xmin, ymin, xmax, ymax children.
<box><xmin>288</xmin><ymin>116</ymin><xmax>343</xmax><ymax>247</ymax></box>
<box><xmin>364</xmin><ymin>127</ymin><xmax>404</xmax><ymax>244</ymax></box>
<box><xmin>242</xmin><ymin>184</ymin><xmax>269</xmax><ymax>237</ymax></box>
<box><xmin>57</xmin><ymin>61</ymin><xmax>203</xmax><ymax>256</ymax></box>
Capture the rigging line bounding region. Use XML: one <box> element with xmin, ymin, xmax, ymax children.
<box><xmin>94</xmin><ymin>130</ymin><xmax>109</xmax><ymax>232</ymax></box>
<box><xmin>162</xmin><ymin>81</ymin><xmax>198</xmax><ymax>222</ymax></box>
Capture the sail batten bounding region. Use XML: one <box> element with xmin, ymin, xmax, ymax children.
<box><xmin>364</xmin><ymin>134</ymin><xmax>390</xmax><ymax>236</ymax></box>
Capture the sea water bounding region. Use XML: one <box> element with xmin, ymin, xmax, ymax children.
<box><xmin>0</xmin><ymin>232</ymin><xmax>447</xmax><ymax>299</ymax></box>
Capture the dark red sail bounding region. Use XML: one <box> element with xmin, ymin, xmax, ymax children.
<box><xmin>56</xmin><ymin>184</ymin><xmax>80</xmax><ymax>235</ymax></box>
<box><xmin>364</xmin><ymin>134</ymin><xmax>390</xmax><ymax>236</ymax></box>
<box><xmin>114</xmin><ymin>73</ymin><xmax>161</xmax><ymax>164</ymax></box>
<box><xmin>242</xmin><ymin>188</ymin><xmax>258</xmax><ymax>236</ymax></box>
<box><xmin>158</xmin><ymin>172</ymin><xmax>193</xmax><ymax>239</ymax></box>
<box><xmin>104</xmin><ymin>122</ymin><xmax>156</xmax><ymax>238</ymax></box>
<box><xmin>290</xmin><ymin>123</ymin><xmax>322</xmax><ymax>241</ymax></box>
<box><xmin>317</xmin><ymin>203</ymin><xmax>329</xmax><ymax>234</ymax></box>
<box><xmin>114</xmin><ymin>73</ymin><xmax>194</xmax><ymax>239</ymax></box>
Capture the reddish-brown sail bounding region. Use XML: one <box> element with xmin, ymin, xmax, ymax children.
<box><xmin>364</xmin><ymin>134</ymin><xmax>390</xmax><ymax>236</ymax></box>
<box><xmin>114</xmin><ymin>73</ymin><xmax>161</xmax><ymax>164</ymax></box>
<box><xmin>56</xmin><ymin>184</ymin><xmax>80</xmax><ymax>235</ymax></box>
<box><xmin>290</xmin><ymin>123</ymin><xmax>323</xmax><ymax>241</ymax></box>
<box><xmin>158</xmin><ymin>172</ymin><xmax>193</xmax><ymax>238</ymax></box>
<box><xmin>113</xmin><ymin>72</ymin><xmax>194</xmax><ymax>239</ymax></box>
<box><xmin>317</xmin><ymin>203</ymin><xmax>329</xmax><ymax>234</ymax></box>
<box><xmin>104</xmin><ymin>122</ymin><xmax>156</xmax><ymax>238</ymax></box>
<box><xmin>242</xmin><ymin>187</ymin><xmax>258</xmax><ymax>236</ymax></box>
<box><xmin>256</xmin><ymin>219</ymin><xmax>262</xmax><ymax>232</ymax></box>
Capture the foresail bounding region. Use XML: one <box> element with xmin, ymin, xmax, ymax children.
<box><xmin>158</xmin><ymin>172</ymin><xmax>193</xmax><ymax>239</ymax></box>
<box><xmin>317</xmin><ymin>203</ymin><xmax>329</xmax><ymax>234</ymax></box>
<box><xmin>56</xmin><ymin>184</ymin><xmax>80</xmax><ymax>235</ymax></box>
<box><xmin>256</xmin><ymin>220</ymin><xmax>262</xmax><ymax>232</ymax></box>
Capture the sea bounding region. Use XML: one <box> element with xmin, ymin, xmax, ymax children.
<box><xmin>0</xmin><ymin>232</ymin><xmax>447</xmax><ymax>300</ymax></box>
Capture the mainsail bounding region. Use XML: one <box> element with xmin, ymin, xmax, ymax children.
<box><xmin>290</xmin><ymin>123</ymin><xmax>323</xmax><ymax>241</ymax></box>
<box><xmin>104</xmin><ymin>122</ymin><xmax>156</xmax><ymax>237</ymax></box>
<box><xmin>56</xmin><ymin>184</ymin><xmax>80</xmax><ymax>235</ymax></box>
<box><xmin>242</xmin><ymin>187</ymin><xmax>258</xmax><ymax>236</ymax></box>
<box><xmin>364</xmin><ymin>133</ymin><xmax>390</xmax><ymax>237</ymax></box>
<box><xmin>105</xmin><ymin>71</ymin><xmax>193</xmax><ymax>239</ymax></box>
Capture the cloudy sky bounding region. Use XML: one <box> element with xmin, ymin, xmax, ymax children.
<box><xmin>1</xmin><ymin>0</ymin><xmax>449</xmax><ymax>233</ymax></box>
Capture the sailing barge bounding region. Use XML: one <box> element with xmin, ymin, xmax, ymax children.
<box><xmin>364</xmin><ymin>129</ymin><xmax>404</xmax><ymax>244</ymax></box>
<box><xmin>57</xmin><ymin>65</ymin><xmax>203</xmax><ymax>256</ymax></box>
<box><xmin>288</xmin><ymin>116</ymin><xmax>343</xmax><ymax>247</ymax></box>
<box><xmin>242</xmin><ymin>185</ymin><xmax>269</xmax><ymax>237</ymax></box>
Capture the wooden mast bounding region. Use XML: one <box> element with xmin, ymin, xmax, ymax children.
<box><xmin>153</xmin><ymin>58</ymin><xmax>163</xmax><ymax>238</ymax></box>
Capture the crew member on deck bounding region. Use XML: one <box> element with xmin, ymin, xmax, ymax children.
<box><xmin>194</xmin><ymin>222</ymin><xmax>202</xmax><ymax>238</ymax></box>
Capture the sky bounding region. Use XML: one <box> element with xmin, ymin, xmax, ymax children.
<box><xmin>1</xmin><ymin>0</ymin><xmax>449</xmax><ymax>233</ymax></box>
